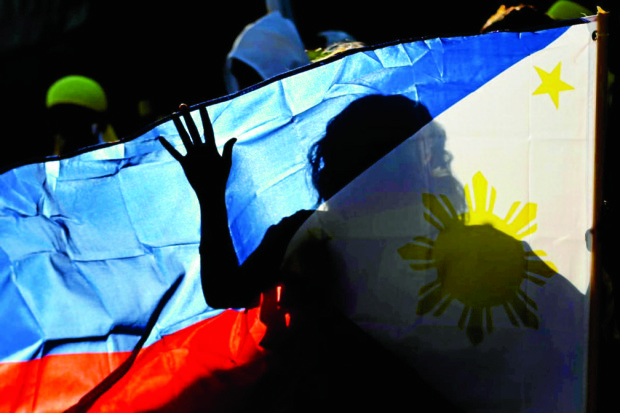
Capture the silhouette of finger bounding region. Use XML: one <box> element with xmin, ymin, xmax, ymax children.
<box><xmin>199</xmin><ymin>106</ymin><xmax>218</xmax><ymax>154</ymax></box>
<box><xmin>173</xmin><ymin>115</ymin><xmax>193</xmax><ymax>151</ymax></box>
<box><xmin>159</xmin><ymin>137</ymin><xmax>183</xmax><ymax>163</ymax></box>
<box><xmin>180</xmin><ymin>104</ymin><xmax>202</xmax><ymax>146</ymax></box>
<box><xmin>222</xmin><ymin>138</ymin><xmax>237</xmax><ymax>172</ymax></box>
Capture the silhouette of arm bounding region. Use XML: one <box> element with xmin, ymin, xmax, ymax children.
<box><xmin>160</xmin><ymin>104</ymin><xmax>311</xmax><ymax>309</ymax></box>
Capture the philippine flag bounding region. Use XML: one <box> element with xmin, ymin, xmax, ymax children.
<box><xmin>0</xmin><ymin>14</ymin><xmax>599</xmax><ymax>413</ymax></box>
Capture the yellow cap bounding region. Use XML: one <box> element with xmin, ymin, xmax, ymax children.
<box><xmin>46</xmin><ymin>75</ymin><xmax>108</xmax><ymax>112</ymax></box>
<box><xmin>547</xmin><ymin>1</ymin><xmax>594</xmax><ymax>20</ymax></box>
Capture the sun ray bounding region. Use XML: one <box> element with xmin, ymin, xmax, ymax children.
<box><xmin>525</xmin><ymin>250</ymin><xmax>547</xmax><ymax>257</ymax></box>
<box><xmin>485</xmin><ymin>307</ymin><xmax>494</xmax><ymax>333</ymax></box>
<box><xmin>517</xmin><ymin>223</ymin><xmax>538</xmax><ymax>239</ymax></box>
<box><xmin>410</xmin><ymin>262</ymin><xmax>436</xmax><ymax>271</ymax></box>
<box><xmin>508</xmin><ymin>203</ymin><xmax>537</xmax><ymax>237</ymax></box>
<box><xmin>423</xmin><ymin>193</ymin><xmax>455</xmax><ymax>227</ymax></box>
<box><xmin>472</xmin><ymin>172</ymin><xmax>489</xmax><ymax>213</ymax></box>
<box><xmin>440</xmin><ymin>194</ymin><xmax>458</xmax><ymax>219</ymax></box>
<box><xmin>397</xmin><ymin>243</ymin><xmax>433</xmax><ymax>261</ymax></box>
<box><xmin>526</xmin><ymin>259</ymin><xmax>557</xmax><ymax>279</ymax></box>
<box><xmin>487</xmin><ymin>187</ymin><xmax>497</xmax><ymax>213</ymax></box>
<box><xmin>413</xmin><ymin>236</ymin><xmax>435</xmax><ymax>247</ymax></box>
<box><xmin>423</xmin><ymin>212</ymin><xmax>444</xmax><ymax>232</ymax></box>
<box><xmin>524</xmin><ymin>274</ymin><xmax>546</xmax><ymax>286</ymax></box>
<box><xmin>503</xmin><ymin>201</ymin><xmax>521</xmax><ymax>224</ymax></box>
<box><xmin>503</xmin><ymin>302</ymin><xmax>520</xmax><ymax>327</ymax></box>
<box><xmin>458</xmin><ymin>306</ymin><xmax>470</xmax><ymax>330</ymax></box>
<box><xmin>467</xmin><ymin>307</ymin><xmax>484</xmax><ymax>345</ymax></box>
<box><xmin>518</xmin><ymin>289</ymin><xmax>538</xmax><ymax>310</ymax></box>
<box><xmin>417</xmin><ymin>286</ymin><xmax>446</xmax><ymax>315</ymax></box>
<box><xmin>546</xmin><ymin>260</ymin><xmax>558</xmax><ymax>273</ymax></box>
<box><xmin>510</xmin><ymin>296</ymin><xmax>539</xmax><ymax>329</ymax></box>
<box><xmin>419</xmin><ymin>280</ymin><xmax>441</xmax><ymax>296</ymax></box>
<box><xmin>464</xmin><ymin>183</ymin><xmax>473</xmax><ymax>215</ymax></box>
<box><xmin>434</xmin><ymin>295</ymin><xmax>454</xmax><ymax>316</ymax></box>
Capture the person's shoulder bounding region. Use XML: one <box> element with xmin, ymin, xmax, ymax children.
<box><xmin>278</xmin><ymin>209</ymin><xmax>314</xmax><ymax>228</ymax></box>
<box><xmin>254</xmin><ymin>210</ymin><xmax>315</xmax><ymax>260</ymax></box>
<box><xmin>267</xmin><ymin>209</ymin><xmax>314</xmax><ymax>238</ymax></box>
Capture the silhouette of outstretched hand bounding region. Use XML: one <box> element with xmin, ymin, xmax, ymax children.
<box><xmin>159</xmin><ymin>104</ymin><xmax>236</xmax><ymax>199</ymax></box>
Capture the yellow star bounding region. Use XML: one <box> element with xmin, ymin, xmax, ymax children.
<box><xmin>532</xmin><ymin>62</ymin><xmax>575</xmax><ymax>109</ymax></box>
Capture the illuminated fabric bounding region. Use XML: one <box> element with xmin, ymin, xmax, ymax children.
<box><xmin>0</xmin><ymin>16</ymin><xmax>596</xmax><ymax>412</ymax></box>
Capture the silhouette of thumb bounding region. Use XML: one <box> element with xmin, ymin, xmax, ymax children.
<box><xmin>223</xmin><ymin>138</ymin><xmax>237</xmax><ymax>170</ymax></box>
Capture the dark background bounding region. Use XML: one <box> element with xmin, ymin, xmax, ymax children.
<box><xmin>1</xmin><ymin>0</ymin><xmax>615</xmax><ymax>170</ymax></box>
<box><xmin>1</xmin><ymin>1</ymin><xmax>618</xmax><ymax>409</ymax></box>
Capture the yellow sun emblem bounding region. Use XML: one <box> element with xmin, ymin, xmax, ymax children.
<box><xmin>398</xmin><ymin>172</ymin><xmax>558</xmax><ymax>345</ymax></box>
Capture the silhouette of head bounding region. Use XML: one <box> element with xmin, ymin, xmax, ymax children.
<box><xmin>309</xmin><ymin>94</ymin><xmax>438</xmax><ymax>203</ymax></box>
<box><xmin>46</xmin><ymin>75</ymin><xmax>117</xmax><ymax>155</ymax></box>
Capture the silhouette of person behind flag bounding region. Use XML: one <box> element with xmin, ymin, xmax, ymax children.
<box><xmin>159</xmin><ymin>95</ymin><xmax>464</xmax><ymax>411</ymax></box>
